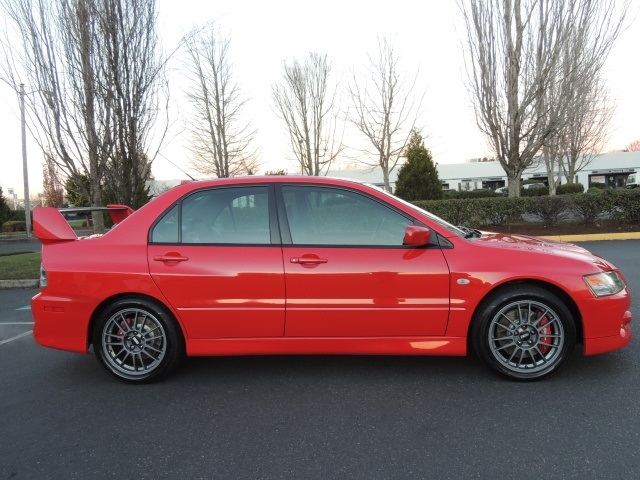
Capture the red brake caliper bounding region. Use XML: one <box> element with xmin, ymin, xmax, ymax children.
<box><xmin>537</xmin><ymin>313</ymin><xmax>551</xmax><ymax>355</ymax></box>
<box><xmin>118</xmin><ymin>316</ymin><xmax>131</xmax><ymax>336</ymax></box>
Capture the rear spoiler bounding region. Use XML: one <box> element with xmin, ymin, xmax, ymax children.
<box><xmin>60</xmin><ymin>204</ymin><xmax>135</xmax><ymax>224</ymax></box>
<box><xmin>33</xmin><ymin>204</ymin><xmax>134</xmax><ymax>244</ymax></box>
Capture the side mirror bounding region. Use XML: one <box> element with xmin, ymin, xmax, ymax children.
<box><xmin>404</xmin><ymin>225</ymin><xmax>431</xmax><ymax>246</ymax></box>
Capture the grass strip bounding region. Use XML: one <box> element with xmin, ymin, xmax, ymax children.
<box><xmin>0</xmin><ymin>252</ymin><xmax>41</xmax><ymax>280</ymax></box>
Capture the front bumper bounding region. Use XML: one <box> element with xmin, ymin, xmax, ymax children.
<box><xmin>583</xmin><ymin>310</ymin><xmax>632</xmax><ymax>356</ymax></box>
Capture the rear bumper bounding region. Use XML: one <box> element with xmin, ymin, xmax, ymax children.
<box><xmin>31</xmin><ymin>292</ymin><xmax>92</xmax><ymax>354</ymax></box>
<box><xmin>583</xmin><ymin>310</ymin><xmax>632</xmax><ymax>356</ymax></box>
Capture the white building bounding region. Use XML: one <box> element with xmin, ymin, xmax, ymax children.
<box><xmin>328</xmin><ymin>152</ymin><xmax>640</xmax><ymax>192</ymax></box>
<box><xmin>148</xmin><ymin>152</ymin><xmax>640</xmax><ymax>196</ymax></box>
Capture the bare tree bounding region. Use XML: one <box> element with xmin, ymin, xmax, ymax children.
<box><xmin>183</xmin><ymin>25</ymin><xmax>257</xmax><ymax>178</ymax></box>
<box><xmin>625</xmin><ymin>140</ymin><xmax>640</xmax><ymax>152</ymax></box>
<box><xmin>559</xmin><ymin>78</ymin><xmax>613</xmax><ymax>185</ymax></box>
<box><xmin>541</xmin><ymin>1</ymin><xmax>626</xmax><ymax>194</ymax></box>
<box><xmin>543</xmin><ymin>66</ymin><xmax>614</xmax><ymax>195</ymax></box>
<box><xmin>347</xmin><ymin>37</ymin><xmax>422</xmax><ymax>192</ymax></box>
<box><xmin>272</xmin><ymin>52</ymin><xmax>343</xmax><ymax>176</ymax></box>
<box><xmin>0</xmin><ymin>0</ymin><xmax>107</xmax><ymax>229</ymax></box>
<box><xmin>42</xmin><ymin>152</ymin><xmax>64</xmax><ymax>207</ymax></box>
<box><xmin>0</xmin><ymin>0</ymin><xmax>168</xmax><ymax>229</ymax></box>
<box><xmin>461</xmin><ymin>0</ymin><xmax>630</xmax><ymax>197</ymax></box>
<box><xmin>461</xmin><ymin>0</ymin><xmax>578</xmax><ymax>197</ymax></box>
<box><xmin>99</xmin><ymin>0</ymin><xmax>168</xmax><ymax>209</ymax></box>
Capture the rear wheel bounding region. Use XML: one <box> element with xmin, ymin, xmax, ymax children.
<box><xmin>471</xmin><ymin>286</ymin><xmax>576</xmax><ymax>381</ymax></box>
<box><xmin>93</xmin><ymin>298</ymin><xmax>184</xmax><ymax>384</ymax></box>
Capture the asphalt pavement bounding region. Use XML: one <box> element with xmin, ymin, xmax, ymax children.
<box><xmin>0</xmin><ymin>237</ymin><xmax>40</xmax><ymax>253</ymax></box>
<box><xmin>0</xmin><ymin>240</ymin><xmax>639</xmax><ymax>479</ymax></box>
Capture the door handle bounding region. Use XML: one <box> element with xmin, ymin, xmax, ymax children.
<box><xmin>290</xmin><ymin>256</ymin><xmax>328</xmax><ymax>265</ymax></box>
<box><xmin>154</xmin><ymin>253</ymin><xmax>189</xmax><ymax>263</ymax></box>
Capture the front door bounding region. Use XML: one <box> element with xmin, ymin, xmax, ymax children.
<box><xmin>279</xmin><ymin>185</ymin><xmax>450</xmax><ymax>337</ymax></box>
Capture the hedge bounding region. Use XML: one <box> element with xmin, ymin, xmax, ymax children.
<box><xmin>444</xmin><ymin>189</ymin><xmax>499</xmax><ymax>199</ymax></box>
<box><xmin>1</xmin><ymin>220</ymin><xmax>26</xmax><ymax>232</ymax></box>
<box><xmin>526</xmin><ymin>195</ymin><xmax>570</xmax><ymax>226</ymax></box>
<box><xmin>412</xmin><ymin>189</ymin><xmax>640</xmax><ymax>228</ymax></box>
<box><xmin>557</xmin><ymin>183</ymin><xmax>585</xmax><ymax>195</ymax></box>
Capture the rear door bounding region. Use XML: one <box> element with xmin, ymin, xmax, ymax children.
<box><xmin>148</xmin><ymin>185</ymin><xmax>285</xmax><ymax>339</ymax></box>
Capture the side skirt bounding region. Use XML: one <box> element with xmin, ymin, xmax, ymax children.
<box><xmin>186</xmin><ymin>336</ymin><xmax>467</xmax><ymax>357</ymax></box>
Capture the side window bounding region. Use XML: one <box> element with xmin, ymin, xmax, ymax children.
<box><xmin>282</xmin><ymin>186</ymin><xmax>412</xmax><ymax>246</ymax></box>
<box><xmin>150</xmin><ymin>205</ymin><xmax>179</xmax><ymax>243</ymax></box>
<box><xmin>181</xmin><ymin>186</ymin><xmax>270</xmax><ymax>245</ymax></box>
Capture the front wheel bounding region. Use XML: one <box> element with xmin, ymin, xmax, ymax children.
<box><xmin>93</xmin><ymin>298</ymin><xmax>184</xmax><ymax>384</ymax></box>
<box><xmin>471</xmin><ymin>286</ymin><xmax>576</xmax><ymax>381</ymax></box>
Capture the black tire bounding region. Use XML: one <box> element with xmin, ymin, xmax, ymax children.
<box><xmin>471</xmin><ymin>285</ymin><xmax>576</xmax><ymax>381</ymax></box>
<box><xmin>92</xmin><ymin>297</ymin><xmax>185</xmax><ymax>384</ymax></box>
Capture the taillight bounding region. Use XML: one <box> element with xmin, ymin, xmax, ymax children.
<box><xmin>39</xmin><ymin>265</ymin><xmax>47</xmax><ymax>288</ymax></box>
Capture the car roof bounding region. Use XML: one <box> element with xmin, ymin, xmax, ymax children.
<box><xmin>166</xmin><ymin>175</ymin><xmax>371</xmax><ymax>192</ymax></box>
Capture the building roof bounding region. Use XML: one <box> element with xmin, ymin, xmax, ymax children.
<box><xmin>327</xmin><ymin>151</ymin><xmax>640</xmax><ymax>186</ymax></box>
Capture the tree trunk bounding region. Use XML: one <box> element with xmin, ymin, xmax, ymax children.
<box><xmin>507</xmin><ymin>173</ymin><xmax>521</xmax><ymax>197</ymax></box>
<box><xmin>382</xmin><ymin>168</ymin><xmax>391</xmax><ymax>193</ymax></box>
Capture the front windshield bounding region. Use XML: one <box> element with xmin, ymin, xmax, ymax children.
<box><xmin>371</xmin><ymin>186</ymin><xmax>467</xmax><ymax>238</ymax></box>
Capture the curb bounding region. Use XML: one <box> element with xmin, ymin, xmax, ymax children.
<box><xmin>0</xmin><ymin>279</ymin><xmax>39</xmax><ymax>289</ymax></box>
<box><xmin>539</xmin><ymin>232</ymin><xmax>640</xmax><ymax>242</ymax></box>
<box><xmin>0</xmin><ymin>236</ymin><xmax>39</xmax><ymax>244</ymax></box>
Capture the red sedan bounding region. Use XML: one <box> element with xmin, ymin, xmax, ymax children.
<box><xmin>31</xmin><ymin>177</ymin><xmax>632</xmax><ymax>383</ymax></box>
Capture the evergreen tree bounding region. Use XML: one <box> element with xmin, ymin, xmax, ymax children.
<box><xmin>394</xmin><ymin>130</ymin><xmax>442</xmax><ymax>201</ymax></box>
<box><xmin>0</xmin><ymin>187</ymin><xmax>11</xmax><ymax>226</ymax></box>
<box><xmin>65</xmin><ymin>175</ymin><xmax>92</xmax><ymax>207</ymax></box>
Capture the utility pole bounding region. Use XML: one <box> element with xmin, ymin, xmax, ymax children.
<box><xmin>19</xmin><ymin>83</ymin><xmax>31</xmax><ymax>237</ymax></box>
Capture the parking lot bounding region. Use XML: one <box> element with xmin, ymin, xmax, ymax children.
<box><xmin>1</xmin><ymin>240</ymin><xmax>639</xmax><ymax>479</ymax></box>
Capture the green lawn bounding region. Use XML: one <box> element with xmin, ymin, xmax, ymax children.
<box><xmin>0</xmin><ymin>252</ymin><xmax>41</xmax><ymax>280</ymax></box>
<box><xmin>68</xmin><ymin>219</ymin><xmax>89</xmax><ymax>228</ymax></box>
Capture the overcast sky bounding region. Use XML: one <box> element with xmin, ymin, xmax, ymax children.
<box><xmin>1</xmin><ymin>0</ymin><xmax>638</xmax><ymax>198</ymax></box>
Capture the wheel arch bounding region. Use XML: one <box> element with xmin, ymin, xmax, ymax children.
<box><xmin>88</xmin><ymin>293</ymin><xmax>185</xmax><ymax>347</ymax></box>
<box><xmin>467</xmin><ymin>279</ymin><xmax>584</xmax><ymax>351</ymax></box>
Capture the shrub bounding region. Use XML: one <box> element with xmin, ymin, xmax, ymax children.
<box><xmin>525</xmin><ymin>196</ymin><xmax>569</xmax><ymax>226</ymax></box>
<box><xmin>474</xmin><ymin>197</ymin><xmax>527</xmax><ymax>226</ymax></box>
<box><xmin>521</xmin><ymin>185</ymin><xmax>549</xmax><ymax>197</ymax></box>
<box><xmin>7</xmin><ymin>210</ymin><xmax>26</xmax><ymax>222</ymax></box>
<box><xmin>446</xmin><ymin>189</ymin><xmax>499</xmax><ymax>199</ymax></box>
<box><xmin>414</xmin><ymin>198</ymin><xmax>479</xmax><ymax>226</ymax></box>
<box><xmin>557</xmin><ymin>183</ymin><xmax>584</xmax><ymax>195</ymax></box>
<box><xmin>1</xmin><ymin>221</ymin><xmax>26</xmax><ymax>232</ymax></box>
<box><xmin>571</xmin><ymin>192</ymin><xmax>612</xmax><ymax>224</ymax></box>
<box><xmin>412</xmin><ymin>189</ymin><xmax>639</xmax><ymax>230</ymax></box>
<box><xmin>610</xmin><ymin>189</ymin><xmax>640</xmax><ymax>224</ymax></box>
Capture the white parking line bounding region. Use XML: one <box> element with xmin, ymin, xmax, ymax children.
<box><xmin>0</xmin><ymin>330</ymin><xmax>32</xmax><ymax>346</ymax></box>
<box><xmin>0</xmin><ymin>322</ymin><xmax>34</xmax><ymax>325</ymax></box>
<box><xmin>15</xmin><ymin>305</ymin><xmax>31</xmax><ymax>311</ymax></box>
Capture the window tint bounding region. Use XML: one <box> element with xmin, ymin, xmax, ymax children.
<box><xmin>150</xmin><ymin>186</ymin><xmax>270</xmax><ymax>245</ymax></box>
<box><xmin>182</xmin><ymin>186</ymin><xmax>270</xmax><ymax>244</ymax></box>
<box><xmin>151</xmin><ymin>205</ymin><xmax>179</xmax><ymax>243</ymax></box>
<box><xmin>282</xmin><ymin>186</ymin><xmax>412</xmax><ymax>246</ymax></box>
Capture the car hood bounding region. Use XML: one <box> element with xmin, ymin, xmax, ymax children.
<box><xmin>474</xmin><ymin>232</ymin><xmax>614</xmax><ymax>270</ymax></box>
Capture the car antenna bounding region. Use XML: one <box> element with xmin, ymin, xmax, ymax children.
<box><xmin>158</xmin><ymin>152</ymin><xmax>196</xmax><ymax>181</ymax></box>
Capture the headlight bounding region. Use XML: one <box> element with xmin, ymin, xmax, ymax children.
<box><xmin>584</xmin><ymin>271</ymin><xmax>626</xmax><ymax>297</ymax></box>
